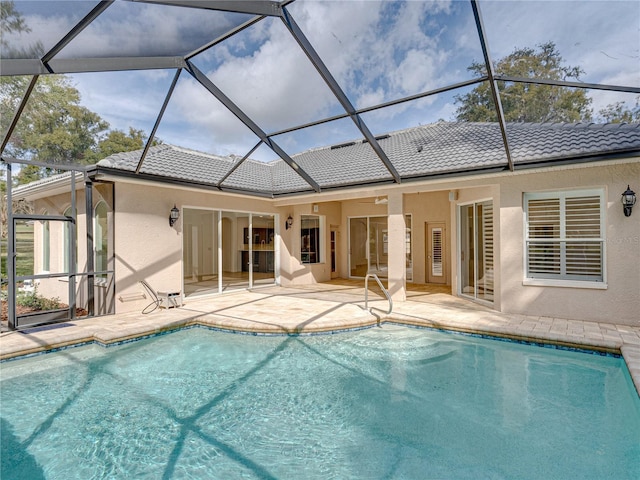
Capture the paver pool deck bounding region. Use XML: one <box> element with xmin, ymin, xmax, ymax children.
<box><xmin>2</xmin><ymin>282</ymin><xmax>639</xmax><ymax>395</ymax></box>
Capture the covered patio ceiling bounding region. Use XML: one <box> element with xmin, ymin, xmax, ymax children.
<box><xmin>1</xmin><ymin>0</ymin><xmax>639</xmax><ymax>196</ymax></box>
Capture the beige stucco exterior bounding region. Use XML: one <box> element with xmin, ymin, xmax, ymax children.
<box><xmin>26</xmin><ymin>157</ymin><xmax>639</xmax><ymax>326</ymax></box>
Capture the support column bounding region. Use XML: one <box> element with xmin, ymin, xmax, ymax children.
<box><xmin>6</xmin><ymin>162</ymin><xmax>16</xmax><ymax>330</ymax></box>
<box><xmin>387</xmin><ymin>191</ymin><xmax>406</xmax><ymax>302</ymax></box>
<box><xmin>85</xmin><ymin>174</ymin><xmax>94</xmax><ymax>316</ymax></box>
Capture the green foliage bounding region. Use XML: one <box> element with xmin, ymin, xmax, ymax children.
<box><xmin>455</xmin><ymin>42</ymin><xmax>592</xmax><ymax>123</ymax></box>
<box><xmin>1</xmin><ymin>73</ymin><xmax>156</xmax><ymax>184</ymax></box>
<box><xmin>1</xmin><ymin>221</ymin><xmax>33</xmax><ymax>273</ymax></box>
<box><xmin>16</xmin><ymin>286</ymin><xmax>62</xmax><ymax>312</ymax></box>
<box><xmin>598</xmin><ymin>98</ymin><xmax>640</xmax><ymax>123</ymax></box>
<box><xmin>83</xmin><ymin>127</ymin><xmax>148</xmax><ymax>163</ymax></box>
<box><xmin>1</xmin><ymin>75</ymin><xmax>110</xmax><ymax>164</ymax></box>
<box><xmin>14</xmin><ymin>164</ymin><xmax>41</xmax><ymax>185</ymax></box>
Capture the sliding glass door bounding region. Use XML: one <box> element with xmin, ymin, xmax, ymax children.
<box><xmin>459</xmin><ymin>201</ymin><xmax>494</xmax><ymax>303</ymax></box>
<box><xmin>183</xmin><ymin>209</ymin><xmax>276</xmax><ymax>296</ymax></box>
<box><xmin>183</xmin><ymin>208</ymin><xmax>219</xmax><ymax>297</ymax></box>
<box><xmin>349</xmin><ymin>215</ymin><xmax>412</xmax><ymax>279</ymax></box>
<box><xmin>250</xmin><ymin>214</ymin><xmax>275</xmax><ymax>287</ymax></box>
<box><xmin>349</xmin><ymin>216</ymin><xmax>387</xmax><ymax>277</ymax></box>
<box><xmin>222</xmin><ymin>211</ymin><xmax>249</xmax><ymax>292</ymax></box>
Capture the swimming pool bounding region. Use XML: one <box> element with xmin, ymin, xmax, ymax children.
<box><xmin>1</xmin><ymin>325</ymin><xmax>639</xmax><ymax>479</ymax></box>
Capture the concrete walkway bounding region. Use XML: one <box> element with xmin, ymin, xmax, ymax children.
<box><xmin>2</xmin><ymin>283</ymin><xmax>639</xmax><ymax>395</ymax></box>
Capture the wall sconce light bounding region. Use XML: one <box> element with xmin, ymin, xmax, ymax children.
<box><xmin>621</xmin><ymin>185</ymin><xmax>636</xmax><ymax>217</ymax></box>
<box><xmin>169</xmin><ymin>205</ymin><xmax>180</xmax><ymax>226</ymax></box>
<box><xmin>285</xmin><ymin>215</ymin><xmax>293</xmax><ymax>230</ymax></box>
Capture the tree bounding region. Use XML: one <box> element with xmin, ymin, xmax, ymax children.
<box><xmin>455</xmin><ymin>42</ymin><xmax>593</xmax><ymax>123</ymax></box>
<box><xmin>1</xmin><ymin>3</ymin><xmax>152</xmax><ymax>180</ymax></box>
<box><xmin>0</xmin><ymin>3</ymin><xmax>153</xmax><ymax>240</ymax></box>
<box><xmin>83</xmin><ymin>128</ymin><xmax>151</xmax><ymax>164</ymax></box>
<box><xmin>1</xmin><ymin>3</ymin><xmax>109</xmax><ymax>167</ymax></box>
<box><xmin>598</xmin><ymin>98</ymin><xmax>640</xmax><ymax>123</ymax></box>
<box><xmin>1</xmin><ymin>75</ymin><xmax>110</xmax><ymax>165</ymax></box>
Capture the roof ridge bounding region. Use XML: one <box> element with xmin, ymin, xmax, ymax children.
<box><xmin>12</xmin><ymin>170</ymin><xmax>81</xmax><ymax>193</ymax></box>
<box><xmin>166</xmin><ymin>144</ymin><xmax>234</xmax><ymax>162</ymax></box>
<box><xmin>507</xmin><ymin>121</ymin><xmax>640</xmax><ymax>130</ymax></box>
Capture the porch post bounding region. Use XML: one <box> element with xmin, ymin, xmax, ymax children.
<box><xmin>6</xmin><ymin>162</ymin><xmax>16</xmax><ymax>330</ymax></box>
<box><xmin>387</xmin><ymin>191</ymin><xmax>406</xmax><ymax>302</ymax></box>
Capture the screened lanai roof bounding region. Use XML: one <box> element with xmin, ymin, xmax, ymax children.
<box><xmin>1</xmin><ymin>0</ymin><xmax>639</xmax><ymax>197</ymax></box>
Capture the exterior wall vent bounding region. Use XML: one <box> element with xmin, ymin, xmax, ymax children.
<box><xmin>362</xmin><ymin>134</ymin><xmax>390</xmax><ymax>144</ymax></box>
<box><xmin>331</xmin><ymin>141</ymin><xmax>356</xmax><ymax>150</ymax></box>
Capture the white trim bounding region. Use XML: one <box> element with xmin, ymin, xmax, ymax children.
<box><xmin>523</xmin><ymin>279</ymin><xmax>608</xmax><ymax>289</ymax></box>
<box><xmin>405</xmin><ymin>213</ymin><xmax>413</xmax><ymax>283</ymax></box>
<box><xmin>93</xmin><ymin>201</ymin><xmax>108</xmax><ymax>275</ymax></box>
<box><xmin>40</xmin><ymin>209</ymin><xmax>50</xmax><ymax>274</ymax></box>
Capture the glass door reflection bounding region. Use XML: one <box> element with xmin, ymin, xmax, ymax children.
<box><xmin>183</xmin><ymin>208</ymin><xmax>218</xmax><ymax>297</ymax></box>
<box><xmin>251</xmin><ymin>214</ymin><xmax>275</xmax><ymax>287</ymax></box>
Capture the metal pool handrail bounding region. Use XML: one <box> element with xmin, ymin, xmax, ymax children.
<box><xmin>364</xmin><ymin>272</ymin><xmax>393</xmax><ymax>315</ymax></box>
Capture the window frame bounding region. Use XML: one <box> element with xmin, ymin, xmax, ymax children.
<box><xmin>41</xmin><ymin>210</ymin><xmax>50</xmax><ymax>273</ymax></box>
<box><xmin>94</xmin><ymin>201</ymin><xmax>109</xmax><ymax>277</ymax></box>
<box><xmin>63</xmin><ymin>206</ymin><xmax>78</xmax><ymax>274</ymax></box>
<box><xmin>523</xmin><ymin>188</ymin><xmax>607</xmax><ymax>289</ymax></box>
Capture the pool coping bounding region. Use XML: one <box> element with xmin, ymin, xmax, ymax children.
<box><xmin>1</xmin><ymin>288</ymin><xmax>639</xmax><ymax>397</ymax></box>
<box><xmin>2</xmin><ymin>314</ymin><xmax>639</xmax><ymax>396</ymax></box>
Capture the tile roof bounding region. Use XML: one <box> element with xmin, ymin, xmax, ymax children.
<box><xmin>93</xmin><ymin>121</ymin><xmax>640</xmax><ymax>196</ymax></box>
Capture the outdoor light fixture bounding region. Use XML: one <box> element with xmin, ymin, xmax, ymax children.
<box><xmin>169</xmin><ymin>205</ymin><xmax>180</xmax><ymax>226</ymax></box>
<box><xmin>285</xmin><ymin>215</ymin><xmax>293</xmax><ymax>230</ymax></box>
<box><xmin>621</xmin><ymin>185</ymin><xmax>636</xmax><ymax>217</ymax></box>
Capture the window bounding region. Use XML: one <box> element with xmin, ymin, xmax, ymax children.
<box><xmin>301</xmin><ymin>215</ymin><xmax>321</xmax><ymax>264</ymax></box>
<box><xmin>524</xmin><ymin>189</ymin><xmax>604</xmax><ymax>285</ymax></box>
<box><xmin>94</xmin><ymin>201</ymin><xmax>108</xmax><ymax>277</ymax></box>
<box><xmin>41</xmin><ymin>210</ymin><xmax>50</xmax><ymax>272</ymax></box>
<box><xmin>63</xmin><ymin>207</ymin><xmax>76</xmax><ymax>273</ymax></box>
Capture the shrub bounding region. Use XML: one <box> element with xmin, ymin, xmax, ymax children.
<box><xmin>16</xmin><ymin>287</ymin><xmax>62</xmax><ymax>311</ymax></box>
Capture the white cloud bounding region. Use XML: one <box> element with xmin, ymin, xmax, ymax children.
<box><xmin>391</xmin><ymin>48</ymin><xmax>446</xmax><ymax>94</ymax></box>
<box><xmin>480</xmin><ymin>0</ymin><xmax>639</xmax><ymax>86</ymax></box>
<box><xmin>167</xmin><ymin>76</ymin><xmax>260</xmax><ymax>155</ymax></box>
<box><xmin>203</xmin><ymin>17</ymin><xmax>339</xmax><ymax>132</ymax></box>
<box><xmin>71</xmin><ymin>70</ymin><xmax>173</xmax><ymax>133</ymax></box>
<box><xmin>9</xmin><ymin>0</ymin><xmax>637</xmax><ymax>160</ymax></box>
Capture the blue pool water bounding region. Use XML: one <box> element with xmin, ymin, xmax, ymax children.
<box><xmin>1</xmin><ymin>325</ymin><xmax>639</xmax><ymax>479</ymax></box>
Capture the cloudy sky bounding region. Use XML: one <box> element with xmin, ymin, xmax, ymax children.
<box><xmin>6</xmin><ymin>0</ymin><xmax>640</xmax><ymax>161</ymax></box>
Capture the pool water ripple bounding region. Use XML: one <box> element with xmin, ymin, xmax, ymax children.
<box><xmin>1</xmin><ymin>325</ymin><xmax>639</xmax><ymax>479</ymax></box>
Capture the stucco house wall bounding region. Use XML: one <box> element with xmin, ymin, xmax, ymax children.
<box><xmin>17</xmin><ymin>157</ymin><xmax>640</xmax><ymax>326</ymax></box>
<box><xmin>31</xmin><ymin>184</ymin><xmax>114</xmax><ymax>313</ymax></box>
<box><xmin>113</xmin><ymin>181</ymin><xmax>284</xmax><ymax>313</ymax></box>
<box><xmin>279</xmin><ymin>201</ymin><xmax>341</xmax><ymax>286</ymax></box>
<box><xmin>115</xmin><ymin>158</ymin><xmax>636</xmax><ymax>324</ymax></box>
<box><xmin>404</xmin><ymin>190</ymin><xmax>453</xmax><ymax>285</ymax></box>
<box><xmin>496</xmin><ymin>160</ymin><xmax>640</xmax><ymax>325</ymax></box>
<box><xmin>33</xmin><ymin>190</ymin><xmax>87</xmax><ymax>305</ymax></box>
